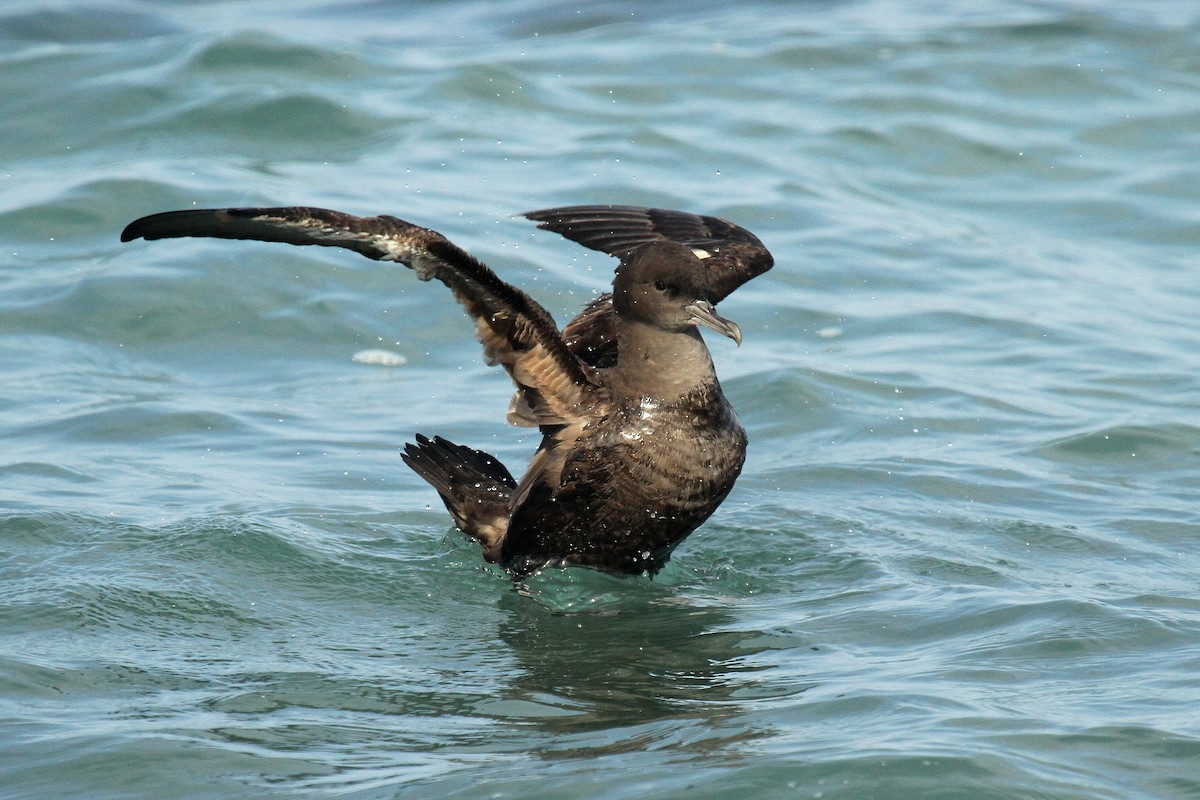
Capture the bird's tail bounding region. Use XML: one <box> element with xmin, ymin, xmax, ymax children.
<box><xmin>401</xmin><ymin>434</ymin><xmax>516</xmax><ymax>561</ymax></box>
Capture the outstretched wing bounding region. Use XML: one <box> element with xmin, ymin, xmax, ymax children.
<box><xmin>522</xmin><ymin>204</ymin><xmax>773</xmax><ymax>303</ymax></box>
<box><xmin>122</xmin><ymin>206</ymin><xmax>604</xmax><ymax>426</ymax></box>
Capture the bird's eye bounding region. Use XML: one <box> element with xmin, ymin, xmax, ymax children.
<box><xmin>654</xmin><ymin>280</ymin><xmax>667</xmax><ymax>292</ymax></box>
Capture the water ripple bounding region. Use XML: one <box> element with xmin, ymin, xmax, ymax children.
<box><xmin>3</xmin><ymin>2</ymin><xmax>1199</xmax><ymax>799</ymax></box>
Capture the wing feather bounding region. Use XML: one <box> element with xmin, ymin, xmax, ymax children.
<box><xmin>522</xmin><ymin>204</ymin><xmax>773</xmax><ymax>302</ymax></box>
<box><xmin>122</xmin><ymin>206</ymin><xmax>604</xmax><ymax>425</ymax></box>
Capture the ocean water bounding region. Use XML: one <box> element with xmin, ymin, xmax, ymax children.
<box><xmin>2</xmin><ymin>1</ymin><xmax>1199</xmax><ymax>797</ymax></box>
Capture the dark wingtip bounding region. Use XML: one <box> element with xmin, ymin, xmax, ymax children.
<box><xmin>119</xmin><ymin>220</ymin><xmax>145</xmax><ymax>242</ymax></box>
<box><xmin>519</xmin><ymin>208</ymin><xmax>556</xmax><ymax>230</ymax></box>
<box><xmin>120</xmin><ymin>211</ymin><xmax>188</xmax><ymax>243</ymax></box>
<box><xmin>520</xmin><ymin>205</ymin><xmax>609</xmax><ymax>226</ymax></box>
<box><xmin>120</xmin><ymin>208</ymin><xmax>262</xmax><ymax>244</ymax></box>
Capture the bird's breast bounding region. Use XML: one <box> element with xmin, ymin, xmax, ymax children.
<box><xmin>595</xmin><ymin>387</ymin><xmax>747</xmax><ymax>499</ymax></box>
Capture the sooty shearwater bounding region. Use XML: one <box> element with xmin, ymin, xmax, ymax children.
<box><xmin>121</xmin><ymin>204</ymin><xmax>773</xmax><ymax>576</ymax></box>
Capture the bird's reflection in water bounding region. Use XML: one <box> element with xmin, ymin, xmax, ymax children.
<box><xmin>486</xmin><ymin>567</ymin><xmax>811</xmax><ymax>759</ymax></box>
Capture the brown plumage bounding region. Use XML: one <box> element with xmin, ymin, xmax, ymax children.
<box><xmin>121</xmin><ymin>204</ymin><xmax>773</xmax><ymax>576</ymax></box>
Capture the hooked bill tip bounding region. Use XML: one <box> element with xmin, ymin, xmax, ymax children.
<box><xmin>686</xmin><ymin>300</ymin><xmax>742</xmax><ymax>346</ymax></box>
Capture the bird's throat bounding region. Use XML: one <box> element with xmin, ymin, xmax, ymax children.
<box><xmin>611</xmin><ymin>320</ymin><xmax>720</xmax><ymax>401</ymax></box>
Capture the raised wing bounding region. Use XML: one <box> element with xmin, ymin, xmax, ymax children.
<box><xmin>122</xmin><ymin>206</ymin><xmax>604</xmax><ymax>426</ymax></box>
<box><xmin>559</xmin><ymin>293</ymin><xmax>618</xmax><ymax>369</ymax></box>
<box><xmin>522</xmin><ymin>204</ymin><xmax>773</xmax><ymax>303</ymax></box>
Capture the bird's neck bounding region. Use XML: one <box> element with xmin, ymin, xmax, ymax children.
<box><xmin>611</xmin><ymin>320</ymin><xmax>719</xmax><ymax>401</ymax></box>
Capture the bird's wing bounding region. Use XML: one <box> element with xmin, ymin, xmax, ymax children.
<box><xmin>522</xmin><ymin>204</ymin><xmax>773</xmax><ymax>302</ymax></box>
<box><xmin>559</xmin><ymin>292</ymin><xmax>618</xmax><ymax>369</ymax></box>
<box><xmin>122</xmin><ymin>206</ymin><xmax>605</xmax><ymax>426</ymax></box>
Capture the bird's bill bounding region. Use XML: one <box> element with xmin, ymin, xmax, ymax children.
<box><xmin>685</xmin><ymin>300</ymin><xmax>742</xmax><ymax>346</ymax></box>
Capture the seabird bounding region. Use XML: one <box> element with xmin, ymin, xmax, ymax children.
<box><xmin>121</xmin><ymin>204</ymin><xmax>773</xmax><ymax>576</ymax></box>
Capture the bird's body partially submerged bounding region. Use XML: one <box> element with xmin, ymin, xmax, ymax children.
<box><xmin>499</xmin><ymin>379</ymin><xmax>747</xmax><ymax>575</ymax></box>
<box><xmin>122</xmin><ymin>204</ymin><xmax>772</xmax><ymax>577</ymax></box>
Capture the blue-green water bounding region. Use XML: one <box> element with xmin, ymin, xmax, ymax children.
<box><xmin>3</xmin><ymin>1</ymin><xmax>1199</xmax><ymax>798</ymax></box>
